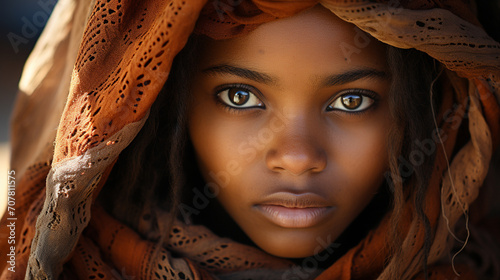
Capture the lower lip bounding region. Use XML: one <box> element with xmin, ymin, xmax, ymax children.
<box><xmin>255</xmin><ymin>205</ymin><xmax>334</xmax><ymax>228</ymax></box>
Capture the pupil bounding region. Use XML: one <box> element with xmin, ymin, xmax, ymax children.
<box><xmin>230</xmin><ymin>89</ymin><xmax>249</xmax><ymax>105</ymax></box>
<box><xmin>342</xmin><ymin>95</ymin><xmax>361</xmax><ymax>109</ymax></box>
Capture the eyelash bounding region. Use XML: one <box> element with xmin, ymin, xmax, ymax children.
<box><xmin>327</xmin><ymin>89</ymin><xmax>380</xmax><ymax>116</ymax></box>
<box><xmin>214</xmin><ymin>85</ymin><xmax>379</xmax><ymax>115</ymax></box>
<box><xmin>213</xmin><ymin>84</ymin><xmax>264</xmax><ymax>114</ymax></box>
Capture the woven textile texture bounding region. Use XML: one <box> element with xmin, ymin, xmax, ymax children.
<box><xmin>0</xmin><ymin>0</ymin><xmax>499</xmax><ymax>279</ymax></box>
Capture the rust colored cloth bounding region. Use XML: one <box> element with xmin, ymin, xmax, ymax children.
<box><xmin>1</xmin><ymin>0</ymin><xmax>499</xmax><ymax>279</ymax></box>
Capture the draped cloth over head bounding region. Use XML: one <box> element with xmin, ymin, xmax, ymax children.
<box><xmin>1</xmin><ymin>0</ymin><xmax>499</xmax><ymax>279</ymax></box>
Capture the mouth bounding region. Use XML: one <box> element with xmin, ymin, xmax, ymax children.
<box><xmin>254</xmin><ymin>192</ymin><xmax>335</xmax><ymax>228</ymax></box>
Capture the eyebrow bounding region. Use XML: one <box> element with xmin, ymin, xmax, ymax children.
<box><xmin>202</xmin><ymin>64</ymin><xmax>277</xmax><ymax>85</ymax></box>
<box><xmin>202</xmin><ymin>64</ymin><xmax>388</xmax><ymax>87</ymax></box>
<box><xmin>322</xmin><ymin>68</ymin><xmax>389</xmax><ymax>87</ymax></box>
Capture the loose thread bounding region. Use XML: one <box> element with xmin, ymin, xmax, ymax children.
<box><xmin>429</xmin><ymin>69</ymin><xmax>471</xmax><ymax>277</ymax></box>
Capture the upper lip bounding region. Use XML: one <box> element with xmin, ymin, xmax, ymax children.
<box><xmin>255</xmin><ymin>192</ymin><xmax>332</xmax><ymax>208</ymax></box>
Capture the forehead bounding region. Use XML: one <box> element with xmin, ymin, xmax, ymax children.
<box><xmin>197</xmin><ymin>5</ymin><xmax>388</xmax><ymax>75</ymax></box>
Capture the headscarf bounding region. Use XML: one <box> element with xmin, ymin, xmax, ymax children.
<box><xmin>1</xmin><ymin>0</ymin><xmax>499</xmax><ymax>279</ymax></box>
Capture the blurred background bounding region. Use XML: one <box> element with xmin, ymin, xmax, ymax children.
<box><xmin>0</xmin><ymin>1</ymin><xmax>57</xmax><ymax>216</ymax></box>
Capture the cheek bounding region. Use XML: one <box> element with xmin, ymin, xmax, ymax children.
<box><xmin>188</xmin><ymin>102</ymin><xmax>261</xmax><ymax>189</ymax></box>
<box><xmin>327</xmin><ymin>110</ymin><xmax>392</xmax><ymax>208</ymax></box>
<box><xmin>341</xmin><ymin>125</ymin><xmax>389</xmax><ymax>178</ymax></box>
<box><xmin>189</xmin><ymin>113</ymin><xmax>235</xmax><ymax>175</ymax></box>
<box><xmin>334</xmin><ymin>103</ymin><xmax>391</xmax><ymax>173</ymax></box>
<box><xmin>188</xmin><ymin>110</ymin><xmax>267</xmax><ymax>219</ymax></box>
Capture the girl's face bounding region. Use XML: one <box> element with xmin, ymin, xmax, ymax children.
<box><xmin>188</xmin><ymin>5</ymin><xmax>392</xmax><ymax>258</ymax></box>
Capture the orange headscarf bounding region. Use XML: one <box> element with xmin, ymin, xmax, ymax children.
<box><xmin>1</xmin><ymin>0</ymin><xmax>499</xmax><ymax>279</ymax></box>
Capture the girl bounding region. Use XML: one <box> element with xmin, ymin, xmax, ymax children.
<box><xmin>1</xmin><ymin>1</ymin><xmax>499</xmax><ymax>279</ymax></box>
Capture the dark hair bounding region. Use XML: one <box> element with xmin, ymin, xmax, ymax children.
<box><xmin>385</xmin><ymin>46</ymin><xmax>442</xmax><ymax>277</ymax></box>
<box><xmin>98</xmin><ymin>35</ymin><xmax>442</xmax><ymax>278</ymax></box>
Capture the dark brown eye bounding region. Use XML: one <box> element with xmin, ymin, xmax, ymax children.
<box><xmin>341</xmin><ymin>94</ymin><xmax>362</xmax><ymax>109</ymax></box>
<box><xmin>217</xmin><ymin>86</ymin><xmax>264</xmax><ymax>109</ymax></box>
<box><xmin>228</xmin><ymin>88</ymin><xmax>250</xmax><ymax>105</ymax></box>
<box><xmin>327</xmin><ymin>91</ymin><xmax>376</xmax><ymax>112</ymax></box>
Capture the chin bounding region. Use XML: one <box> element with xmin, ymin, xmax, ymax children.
<box><xmin>252</xmin><ymin>229</ymin><xmax>339</xmax><ymax>259</ymax></box>
<box><xmin>265</xmin><ymin>247</ymin><xmax>316</xmax><ymax>259</ymax></box>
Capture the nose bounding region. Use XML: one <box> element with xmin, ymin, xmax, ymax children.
<box><xmin>265</xmin><ymin>124</ymin><xmax>327</xmax><ymax>176</ymax></box>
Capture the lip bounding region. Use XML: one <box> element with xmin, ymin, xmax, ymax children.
<box><xmin>254</xmin><ymin>192</ymin><xmax>335</xmax><ymax>228</ymax></box>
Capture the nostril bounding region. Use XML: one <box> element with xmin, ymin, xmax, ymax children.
<box><xmin>266</xmin><ymin>148</ymin><xmax>327</xmax><ymax>176</ymax></box>
<box><xmin>271</xmin><ymin>166</ymin><xmax>286</xmax><ymax>173</ymax></box>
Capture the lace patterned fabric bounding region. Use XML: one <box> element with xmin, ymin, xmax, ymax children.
<box><xmin>0</xmin><ymin>0</ymin><xmax>499</xmax><ymax>279</ymax></box>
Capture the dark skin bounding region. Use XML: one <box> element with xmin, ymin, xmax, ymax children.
<box><xmin>187</xmin><ymin>5</ymin><xmax>393</xmax><ymax>258</ymax></box>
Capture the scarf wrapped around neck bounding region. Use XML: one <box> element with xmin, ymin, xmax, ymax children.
<box><xmin>1</xmin><ymin>0</ymin><xmax>499</xmax><ymax>279</ymax></box>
